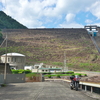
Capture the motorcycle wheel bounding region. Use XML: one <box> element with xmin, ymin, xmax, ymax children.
<box><xmin>70</xmin><ymin>86</ymin><xmax>73</xmax><ymax>90</ymax></box>
<box><xmin>70</xmin><ymin>83</ymin><xmax>73</xmax><ymax>90</ymax></box>
<box><xmin>75</xmin><ymin>82</ymin><xmax>79</xmax><ymax>91</ymax></box>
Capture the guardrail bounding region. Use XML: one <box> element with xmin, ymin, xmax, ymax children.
<box><xmin>45</xmin><ymin>79</ymin><xmax>100</xmax><ymax>94</ymax></box>
<box><xmin>79</xmin><ymin>81</ymin><xmax>100</xmax><ymax>94</ymax></box>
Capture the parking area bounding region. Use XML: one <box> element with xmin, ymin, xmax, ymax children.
<box><xmin>0</xmin><ymin>82</ymin><xmax>98</xmax><ymax>100</ymax></box>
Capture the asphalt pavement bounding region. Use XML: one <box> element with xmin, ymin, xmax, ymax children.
<box><xmin>0</xmin><ymin>82</ymin><xmax>99</xmax><ymax>100</ymax></box>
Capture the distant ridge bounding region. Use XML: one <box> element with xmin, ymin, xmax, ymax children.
<box><xmin>0</xmin><ymin>11</ymin><xmax>27</xmax><ymax>29</ymax></box>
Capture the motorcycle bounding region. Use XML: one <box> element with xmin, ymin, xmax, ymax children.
<box><xmin>70</xmin><ymin>75</ymin><xmax>80</xmax><ymax>91</ymax></box>
<box><xmin>70</xmin><ymin>81</ymin><xmax>79</xmax><ymax>91</ymax></box>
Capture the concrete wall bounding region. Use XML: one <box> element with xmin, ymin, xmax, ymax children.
<box><xmin>0</xmin><ymin>63</ymin><xmax>12</xmax><ymax>74</ymax></box>
<box><xmin>0</xmin><ymin>74</ymin><xmax>25</xmax><ymax>83</ymax></box>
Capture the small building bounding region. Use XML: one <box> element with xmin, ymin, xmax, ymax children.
<box><xmin>33</xmin><ymin>63</ymin><xmax>44</xmax><ymax>69</ymax></box>
<box><xmin>38</xmin><ymin>68</ymin><xmax>62</xmax><ymax>73</ymax></box>
<box><xmin>24</xmin><ymin>66</ymin><xmax>34</xmax><ymax>70</ymax></box>
<box><xmin>1</xmin><ymin>53</ymin><xmax>26</xmax><ymax>69</ymax></box>
<box><xmin>32</xmin><ymin>63</ymin><xmax>45</xmax><ymax>72</ymax></box>
<box><xmin>88</xmin><ymin>31</ymin><xmax>98</xmax><ymax>37</ymax></box>
<box><xmin>84</xmin><ymin>25</ymin><xmax>100</xmax><ymax>36</ymax></box>
<box><xmin>31</xmin><ymin>63</ymin><xmax>62</xmax><ymax>73</ymax></box>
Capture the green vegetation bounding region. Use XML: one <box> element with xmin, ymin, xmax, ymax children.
<box><xmin>45</xmin><ymin>73</ymin><xmax>87</xmax><ymax>77</ymax></box>
<box><xmin>55</xmin><ymin>71</ymin><xmax>74</xmax><ymax>74</ymax></box>
<box><xmin>11</xmin><ymin>69</ymin><xmax>39</xmax><ymax>78</ymax></box>
<box><xmin>25</xmin><ymin>73</ymin><xmax>38</xmax><ymax>77</ymax></box>
<box><xmin>11</xmin><ymin>69</ymin><xmax>31</xmax><ymax>74</ymax></box>
<box><xmin>44</xmin><ymin>71</ymin><xmax>87</xmax><ymax>78</ymax></box>
<box><xmin>0</xmin><ymin>11</ymin><xmax>27</xmax><ymax>29</ymax></box>
<box><xmin>0</xmin><ymin>31</ymin><xmax>3</xmax><ymax>39</ymax></box>
<box><xmin>48</xmin><ymin>75</ymin><xmax>52</xmax><ymax>78</ymax></box>
<box><xmin>0</xmin><ymin>30</ymin><xmax>3</xmax><ymax>44</ymax></box>
<box><xmin>56</xmin><ymin>74</ymin><xmax>61</xmax><ymax>78</ymax></box>
<box><xmin>52</xmin><ymin>62</ymin><xmax>63</xmax><ymax>66</ymax></box>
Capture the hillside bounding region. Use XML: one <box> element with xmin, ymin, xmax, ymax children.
<box><xmin>0</xmin><ymin>11</ymin><xmax>27</xmax><ymax>29</ymax></box>
<box><xmin>1</xmin><ymin>28</ymin><xmax>100</xmax><ymax>71</ymax></box>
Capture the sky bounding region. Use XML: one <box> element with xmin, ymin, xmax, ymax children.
<box><xmin>0</xmin><ymin>0</ymin><xmax>100</xmax><ymax>28</ymax></box>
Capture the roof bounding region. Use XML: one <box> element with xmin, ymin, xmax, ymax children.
<box><xmin>1</xmin><ymin>53</ymin><xmax>25</xmax><ymax>57</ymax></box>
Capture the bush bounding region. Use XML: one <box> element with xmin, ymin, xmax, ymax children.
<box><xmin>56</xmin><ymin>72</ymin><xmax>65</xmax><ymax>74</ymax></box>
<box><xmin>78</xmin><ymin>74</ymin><xmax>82</xmax><ymax>77</ymax></box>
<box><xmin>84</xmin><ymin>74</ymin><xmax>87</xmax><ymax>76</ymax></box>
<box><xmin>48</xmin><ymin>72</ymin><xmax>52</xmax><ymax>74</ymax></box>
<box><xmin>56</xmin><ymin>75</ymin><xmax>61</xmax><ymax>78</ymax></box>
<box><xmin>42</xmin><ymin>72</ymin><xmax>48</xmax><ymax>75</ymax></box>
<box><xmin>24</xmin><ymin>70</ymin><xmax>31</xmax><ymax>74</ymax></box>
<box><xmin>11</xmin><ymin>70</ymin><xmax>19</xmax><ymax>74</ymax></box>
<box><xmin>75</xmin><ymin>73</ymin><xmax>82</xmax><ymax>77</ymax></box>
<box><xmin>65</xmin><ymin>71</ymin><xmax>74</xmax><ymax>74</ymax></box>
<box><xmin>42</xmin><ymin>72</ymin><xmax>52</xmax><ymax>75</ymax></box>
<box><xmin>11</xmin><ymin>69</ymin><xmax>31</xmax><ymax>74</ymax></box>
<box><xmin>18</xmin><ymin>69</ymin><xmax>25</xmax><ymax>73</ymax></box>
<box><xmin>48</xmin><ymin>75</ymin><xmax>52</xmax><ymax>78</ymax></box>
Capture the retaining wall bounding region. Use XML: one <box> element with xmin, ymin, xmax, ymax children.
<box><xmin>0</xmin><ymin>74</ymin><xmax>25</xmax><ymax>83</ymax></box>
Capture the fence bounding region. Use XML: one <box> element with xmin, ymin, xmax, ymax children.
<box><xmin>80</xmin><ymin>81</ymin><xmax>100</xmax><ymax>94</ymax></box>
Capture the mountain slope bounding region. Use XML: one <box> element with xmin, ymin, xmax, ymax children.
<box><xmin>0</xmin><ymin>11</ymin><xmax>27</xmax><ymax>29</ymax></box>
<box><xmin>1</xmin><ymin>28</ymin><xmax>100</xmax><ymax>71</ymax></box>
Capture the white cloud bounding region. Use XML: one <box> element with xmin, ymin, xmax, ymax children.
<box><xmin>89</xmin><ymin>1</ymin><xmax>100</xmax><ymax>19</ymax></box>
<box><xmin>59</xmin><ymin>22</ymin><xmax>84</xmax><ymax>28</ymax></box>
<box><xmin>0</xmin><ymin>0</ymin><xmax>100</xmax><ymax>28</ymax></box>
<box><xmin>93</xmin><ymin>23</ymin><xmax>100</xmax><ymax>26</ymax></box>
<box><xmin>85</xmin><ymin>19</ymin><xmax>93</xmax><ymax>24</ymax></box>
<box><xmin>65</xmin><ymin>13</ymin><xmax>75</xmax><ymax>23</ymax></box>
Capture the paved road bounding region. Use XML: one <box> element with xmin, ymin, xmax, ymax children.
<box><xmin>0</xmin><ymin>82</ymin><xmax>98</xmax><ymax>100</ymax></box>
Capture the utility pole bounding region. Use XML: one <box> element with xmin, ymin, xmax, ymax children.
<box><xmin>64</xmin><ymin>51</ymin><xmax>68</xmax><ymax>72</ymax></box>
<box><xmin>4</xmin><ymin>32</ymin><xmax>7</xmax><ymax>84</ymax></box>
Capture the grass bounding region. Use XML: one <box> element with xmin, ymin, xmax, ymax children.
<box><xmin>52</xmin><ymin>62</ymin><xmax>64</xmax><ymax>66</ymax></box>
<box><xmin>25</xmin><ymin>73</ymin><xmax>38</xmax><ymax>77</ymax></box>
<box><xmin>44</xmin><ymin>73</ymin><xmax>87</xmax><ymax>77</ymax></box>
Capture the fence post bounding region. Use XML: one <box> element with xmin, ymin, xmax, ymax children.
<box><xmin>91</xmin><ymin>86</ymin><xmax>93</xmax><ymax>93</ymax></box>
<box><xmin>85</xmin><ymin>85</ymin><xmax>87</xmax><ymax>91</ymax></box>
<box><xmin>80</xmin><ymin>84</ymin><xmax>82</xmax><ymax>89</ymax></box>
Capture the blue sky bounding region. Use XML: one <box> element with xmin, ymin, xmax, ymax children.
<box><xmin>0</xmin><ymin>0</ymin><xmax>100</xmax><ymax>28</ymax></box>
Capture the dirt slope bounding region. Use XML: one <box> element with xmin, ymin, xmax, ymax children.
<box><xmin>1</xmin><ymin>28</ymin><xmax>100</xmax><ymax>71</ymax></box>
